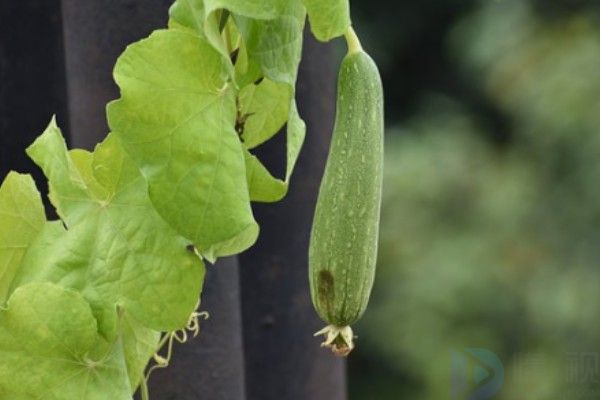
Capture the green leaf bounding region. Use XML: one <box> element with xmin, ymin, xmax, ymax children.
<box><xmin>239</xmin><ymin>78</ymin><xmax>292</xmax><ymax>148</ymax></box>
<box><xmin>239</xmin><ymin>81</ymin><xmax>306</xmax><ymax>202</ymax></box>
<box><xmin>302</xmin><ymin>0</ymin><xmax>350</xmax><ymax>42</ymax></box>
<box><xmin>0</xmin><ymin>282</ymin><xmax>132</xmax><ymax>400</ymax></box>
<box><xmin>234</xmin><ymin>39</ymin><xmax>263</xmax><ymax>88</ymax></box>
<box><xmin>169</xmin><ymin>0</ymin><xmax>233</xmax><ymax>72</ymax></box>
<box><xmin>169</xmin><ymin>0</ymin><xmax>207</xmax><ymax>37</ymax></box>
<box><xmin>234</xmin><ymin>2</ymin><xmax>306</xmax><ymax>86</ymax></box>
<box><xmin>242</xmin><ymin>101</ymin><xmax>306</xmax><ymax>203</ymax></box>
<box><xmin>285</xmin><ymin>101</ymin><xmax>306</xmax><ymax>180</ymax></box>
<box><xmin>4</xmin><ymin>221</ymin><xmax>159</xmax><ymax>391</ymax></box>
<box><xmin>167</xmin><ymin>1</ymin><xmax>307</xmax><ymax>206</ymax></box>
<box><xmin>121</xmin><ymin>312</ymin><xmax>160</xmax><ymax>390</ymax></box>
<box><xmin>0</xmin><ymin>172</ymin><xmax>46</xmax><ymax>303</ymax></box>
<box><xmin>107</xmin><ymin>29</ymin><xmax>258</xmax><ymax>260</ymax></box>
<box><xmin>21</xmin><ymin>123</ymin><xmax>204</xmax><ymax>339</ymax></box>
<box><xmin>170</xmin><ymin>0</ymin><xmax>306</xmax><ymax>85</ymax></box>
<box><xmin>204</xmin><ymin>0</ymin><xmax>289</xmax><ymax>20</ymax></box>
<box><xmin>172</xmin><ymin>0</ymin><xmax>293</xmax><ymax>25</ymax></box>
<box><xmin>69</xmin><ymin>149</ymin><xmax>110</xmax><ymax>201</ymax></box>
<box><xmin>24</xmin><ymin>118</ymin><xmax>94</xmax><ymax>227</ymax></box>
<box><xmin>244</xmin><ymin>150</ymin><xmax>287</xmax><ymax>202</ymax></box>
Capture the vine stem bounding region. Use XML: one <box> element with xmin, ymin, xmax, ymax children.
<box><xmin>344</xmin><ymin>26</ymin><xmax>363</xmax><ymax>55</ymax></box>
<box><xmin>140</xmin><ymin>377</ymin><xmax>150</xmax><ymax>400</ymax></box>
<box><xmin>155</xmin><ymin>331</ymin><xmax>172</xmax><ymax>352</ymax></box>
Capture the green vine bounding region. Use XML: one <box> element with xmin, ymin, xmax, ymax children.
<box><xmin>0</xmin><ymin>0</ymin><xmax>358</xmax><ymax>398</ymax></box>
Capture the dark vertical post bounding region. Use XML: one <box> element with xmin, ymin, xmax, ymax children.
<box><xmin>60</xmin><ymin>2</ymin><xmax>248</xmax><ymax>399</ymax></box>
<box><xmin>0</xmin><ymin>0</ymin><xmax>68</xmax><ymax>182</ymax></box>
<box><xmin>238</xmin><ymin>31</ymin><xmax>347</xmax><ymax>400</ymax></box>
<box><xmin>61</xmin><ymin>0</ymin><xmax>172</xmax><ymax>148</ymax></box>
<box><xmin>147</xmin><ymin>258</ymin><xmax>247</xmax><ymax>400</ymax></box>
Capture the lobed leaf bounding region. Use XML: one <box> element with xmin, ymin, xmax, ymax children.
<box><xmin>23</xmin><ymin>118</ymin><xmax>94</xmax><ymax>227</ymax></box>
<box><xmin>20</xmin><ymin>123</ymin><xmax>204</xmax><ymax>339</ymax></box>
<box><xmin>0</xmin><ymin>283</ymin><xmax>132</xmax><ymax>400</ymax></box>
<box><xmin>107</xmin><ymin>29</ymin><xmax>258</xmax><ymax>260</ymax></box>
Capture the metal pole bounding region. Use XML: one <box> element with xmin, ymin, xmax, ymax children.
<box><xmin>0</xmin><ymin>0</ymin><xmax>68</xmax><ymax>185</ymax></box>
<box><xmin>238</xmin><ymin>30</ymin><xmax>347</xmax><ymax>400</ymax></box>
<box><xmin>61</xmin><ymin>0</ymin><xmax>172</xmax><ymax>148</ymax></box>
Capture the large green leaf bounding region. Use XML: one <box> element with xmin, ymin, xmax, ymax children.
<box><xmin>302</xmin><ymin>0</ymin><xmax>350</xmax><ymax>42</ymax></box>
<box><xmin>20</xmin><ymin>122</ymin><xmax>204</xmax><ymax>339</ymax></box>
<box><xmin>0</xmin><ymin>282</ymin><xmax>132</xmax><ymax>400</ymax></box>
<box><xmin>0</xmin><ymin>172</ymin><xmax>45</xmax><ymax>303</ymax></box>
<box><xmin>107</xmin><ymin>29</ymin><xmax>258</xmax><ymax>260</ymax></box>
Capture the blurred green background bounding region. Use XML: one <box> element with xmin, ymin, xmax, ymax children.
<box><xmin>347</xmin><ymin>0</ymin><xmax>600</xmax><ymax>399</ymax></box>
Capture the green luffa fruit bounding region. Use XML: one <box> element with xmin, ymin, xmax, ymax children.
<box><xmin>309</xmin><ymin>28</ymin><xmax>384</xmax><ymax>356</ymax></box>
